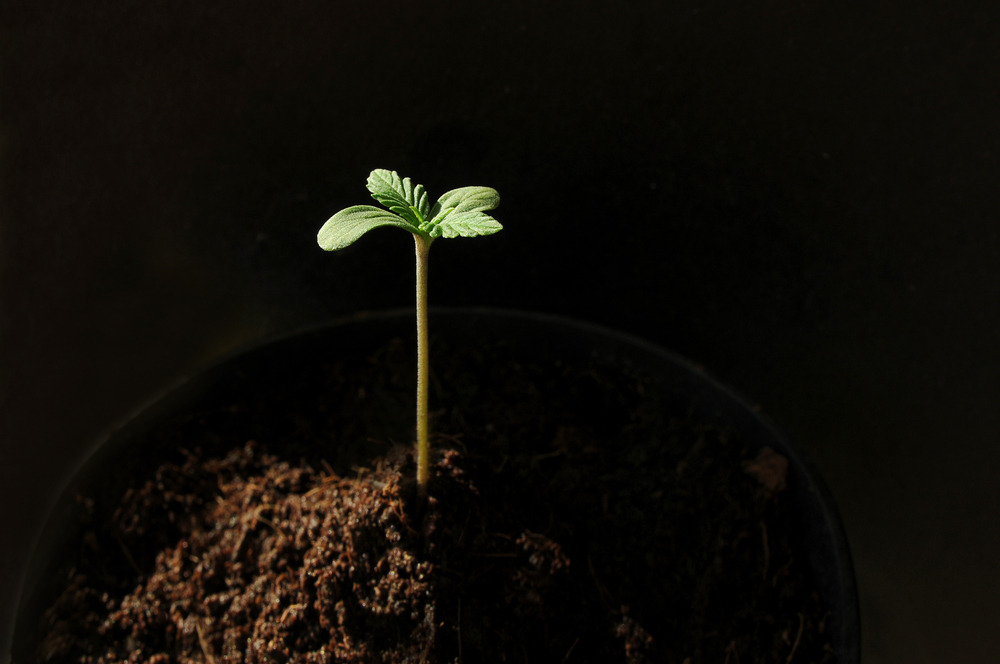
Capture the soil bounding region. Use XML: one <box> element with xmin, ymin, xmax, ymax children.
<box><xmin>24</xmin><ymin>331</ymin><xmax>835</xmax><ymax>663</ymax></box>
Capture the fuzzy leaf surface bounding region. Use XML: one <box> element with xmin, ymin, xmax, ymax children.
<box><xmin>366</xmin><ymin>169</ymin><xmax>430</xmax><ymax>227</ymax></box>
<box><xmin>429</xmin><ymin>186</ymin><xmax>500</xmax><ymax>220</ymax></box>
<box><xmin>317</xmin><ymin>205</ymin><xmax>413</xmax><ymax>251</ymax></box>
<box><xmin>425</xmin><ymin>210</ymin><xmax>503</xmax><ymax>238</ymax></box>
<box><xmin>422</xmin><ymin>185</ymin><xmax>502</xmax><ymax>237</ymax></box>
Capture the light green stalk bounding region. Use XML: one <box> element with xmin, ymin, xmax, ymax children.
<box><xmin>413</xmin><ymin>233</ymin><xmax>433</xmax><ymax>494</ymax></box>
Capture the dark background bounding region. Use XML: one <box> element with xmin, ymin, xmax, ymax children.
<box><xmin>2</xmin><ymin>1</ymin><xmax>999</xmax><ymax>661</ymax></box>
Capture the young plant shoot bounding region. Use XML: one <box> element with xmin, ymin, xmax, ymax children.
<box><xmin>318</xmin><ymin>169</ymin><xmax>502</xmax><ymax>497</ymax></box>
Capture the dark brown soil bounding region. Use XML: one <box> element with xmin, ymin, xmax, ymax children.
<box><xmin>27</xmin><ymin>332</ymin><xmax>835</xmax><ymax>663</ymax></box>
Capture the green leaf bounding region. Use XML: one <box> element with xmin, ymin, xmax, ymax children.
<box><xmin>429</xmin><ymin>186</ymin><xmax>500</xmax><ymax>221</ymax></box>
<box><xmin>366</xmin><ymin>169</ymin><xmax>430</xmax><ymax>226</ymax></box>
<box><xmin>425</xmin><ymin>210</ymin><xmax>503</xmax><ymax>238</ymax></box>
<box><xmin>317</xmin><ymin>205</ymin><xmax>414</xmax><ymax>251</ymax></box>
<box><xmin>422</xmin><ymin>185</ymin><xmax>502</xmax><ymax>238</ymax></box>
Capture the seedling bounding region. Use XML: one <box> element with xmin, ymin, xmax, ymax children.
<box><xmin>318</xmin><ymin>169</ymin><xmax>502</xmax><ymax>497</ymax></box>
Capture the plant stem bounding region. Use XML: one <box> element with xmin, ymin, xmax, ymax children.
<box><xmin>414</xmin><ymin>233</ymin><xmax>433</xmax><ymax>498</ymax></box>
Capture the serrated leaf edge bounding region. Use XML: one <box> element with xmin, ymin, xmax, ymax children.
<box><xmin>367</xmin><ymin>169</ymin><xmax>431</xmax><ymax>226</ymax></box>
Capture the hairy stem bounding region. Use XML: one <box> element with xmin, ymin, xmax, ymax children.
<box><xmin>414</xmin><ymin>233</ymin><xmax>433</xmax><ymax>497</ymax></box>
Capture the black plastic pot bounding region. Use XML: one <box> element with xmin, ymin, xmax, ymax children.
<box><xmin>10</xmin><ymin>308</ymin><xmax>859</xmax><ymax>662</ymax></box>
